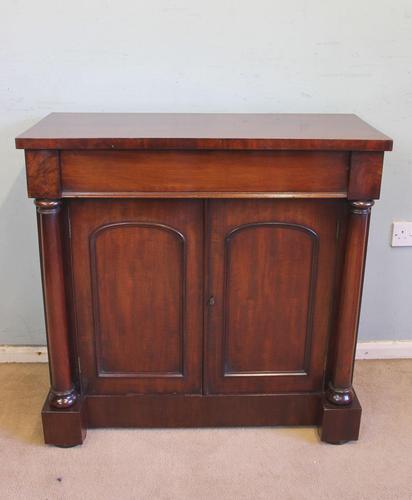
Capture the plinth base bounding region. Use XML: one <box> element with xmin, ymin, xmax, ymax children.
<box><xmin>41</xmin><ymin>390</ymin><xmax>361</xmax><ymax>446</ymax></box>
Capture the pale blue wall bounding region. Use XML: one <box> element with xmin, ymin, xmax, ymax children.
<box><xmin>1</xmin><ymin>0</ymin><xmax>411</xmax><ymax>344</ymax></box>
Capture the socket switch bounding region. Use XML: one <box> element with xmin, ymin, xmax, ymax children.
<box><xmin>391</xmin><ymin>221</ymin><xmax>412</xmax><ymax>247</ymax></box>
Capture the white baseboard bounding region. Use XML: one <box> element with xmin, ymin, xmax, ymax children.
<box><xmin>0</xmin><ymin>342</ymin><xmax>412</xmax><ymax>363</ymax></box>
<box><xmin>0</xmin><ymin>345</ymin><xmax>48</xmax><ymax>363</ymax></box>
<box><xmin>355</xmin><ymin>341</ymin><xmax>412</xmax><ymax>360</ymax></box>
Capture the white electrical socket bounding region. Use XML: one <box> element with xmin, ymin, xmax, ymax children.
<box><xmin>391</xmin><ymin>221</ymin><xmax>412</xmax><ymax>247</ymax></box>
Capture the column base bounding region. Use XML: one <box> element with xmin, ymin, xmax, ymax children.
<box><xmin>49</xmin><ymin>388</ymin><xmax>78</xmax><ymax>409</ymax></box>
<box><xmin>319</xmin><ymin>390</ymin><xmax>361</xmax><ymax>444</ymax></box>
<box><xmin>42</xmin><ymin>392</ymin><xmax>87</xmax><ymax>447</ymax></box>
<box><xmin>326</xmin><ymin>382</ymin><xmax>354</xmax><ymax>405</ymax></box>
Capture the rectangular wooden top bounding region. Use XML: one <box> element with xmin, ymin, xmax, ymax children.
<box><xmin>15</xmin><ymin>113</ymin><xmax>392</xmax><ymax>151</ymax></box>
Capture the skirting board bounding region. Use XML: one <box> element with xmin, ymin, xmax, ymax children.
<box><xmin>355</xmin><ymin>341</ymin><xmax>412</xmax><ymax>360</ymax></box>
<box><xmin>0</xmin><ymin>342</ymin><xmax>412</xmax><ymax>363</ymax></box>
<box><xmin>0</xmin><ymin>345</ymin><xmax>48</xmax><ymax>363</ymax></box>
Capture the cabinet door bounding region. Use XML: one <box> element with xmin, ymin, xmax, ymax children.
<box><xmin>205</xmin><ymin>199</ymin><xmax>344</xmax><ymax>394</ymax></box>
<box><xmin>69</xmin><ymin>199</ymin><xmax>203</xmax><ymax>395</ymax></box>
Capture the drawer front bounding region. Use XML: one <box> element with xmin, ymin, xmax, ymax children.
<box><xmin>61</xmin><ymin>150</ymin><xmax>349</xmax><ymax>197</ymax></box>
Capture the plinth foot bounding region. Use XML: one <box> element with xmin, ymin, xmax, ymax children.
<box><xmin>319</xmin><ymin>390</ymin><xmax>361</xmax><ymax>444</ymax></box>
<box><xmin>42</xmin><ymin>392</ymin><xmax>87</xmax><ymax>447</ymax></box>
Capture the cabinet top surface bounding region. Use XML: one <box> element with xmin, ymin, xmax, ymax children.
<box><xmin>15</xmin><ymin>113</ymin><xmax>392</xmax><ymax>151</ymax></box>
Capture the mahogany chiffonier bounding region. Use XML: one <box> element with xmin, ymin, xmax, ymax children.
<box><xmin>15</xmin><ymin>113</ymin><xmax>392</xmax><ymax>446</ymax></box>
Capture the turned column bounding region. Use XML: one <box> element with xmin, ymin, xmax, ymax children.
<box><xmin>327</xmin><ymin>200</ymin><xmax>374</xmax><ymax>405</ymax></box>
<box><xmin>36</xmin><ymin>199</ymin><xmax>77</xmax><ymax>409</ymax></box>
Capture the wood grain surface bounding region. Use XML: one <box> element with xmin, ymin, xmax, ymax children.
<box><xmin>16</xmin><ymin>113</ymin><xmax>393</xmax><ymax>151</ymax></box>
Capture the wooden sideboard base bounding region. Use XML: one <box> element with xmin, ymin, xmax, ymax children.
<box><xmin>41</xmin><ymin>391</ymin><xmax>361</xmax><ymax>446</ymax></box>
<box><xmin>85</xmin><ymin>393</ymin><xmax>320</xmax><ymax>428</ymax></box>
<box><xmin>319</xmin><ymin>391</ymin><xmax>362</xmax><ymax>444</ymax></box>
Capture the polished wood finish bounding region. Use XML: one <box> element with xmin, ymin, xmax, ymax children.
<box><xmin>327</xmin><ymin>200</ymin><xmax>373</xmax><ymax>405</ymax></box>
<box><xmin>17</xmin><ymin>113</ymin><xmax>391</xmax><ymax>447</ymax></box>
<box><xmin>69</xmin><ymin>200</ymin><xmax>203</xmax><ymax>395</ymax></box>
<box><xmin>60</xmin><ymin>151</ymin><xmax>349</xmax><ymax>197</ymax></box>
<box><xmin>36</xmin><ymin>199</ymin><xmax>77</xmax><ymax>409</ymax></box>
<box><xmin>206</xmin><ymin>199</ymin><xmax>343</xmax><ymax>394</ymax></box>
<box><xmin>42</xmin><ymin>396</ymin><xmax>86</xmax><ymax>447</ymax></box>
<box><xmin>16</xmin><ymin>113</ymin><xmax>392</xmax><ymax>151</ymax></box>
<box><xmin>348</xmin><ymin>152</ymin><xmax>384</xmax><ymax>200</ymax></box>
<box><xmin>86</xmin><ymin>393</ymin><xmax>320</xmax><ymax>428</ymax></box>
<box><xmin>319</xmin><ymin>392</ymin><xmax>362</xmax><ymax>444</ymax></box>
<box><xmin>26</xmin><ymin>150</ymin><xmax>60</xmax><ymax>198</ymax></box>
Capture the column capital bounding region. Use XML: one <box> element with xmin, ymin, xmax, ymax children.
<box><xmin>349</xmin><ymin>200</ymin><xmax>374</xmax><ymax>215</ymax></box>
<box><xmin>35</xmin><ymin>199</ymin><xmax>62</xmax><ymax>214</ymax></box>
